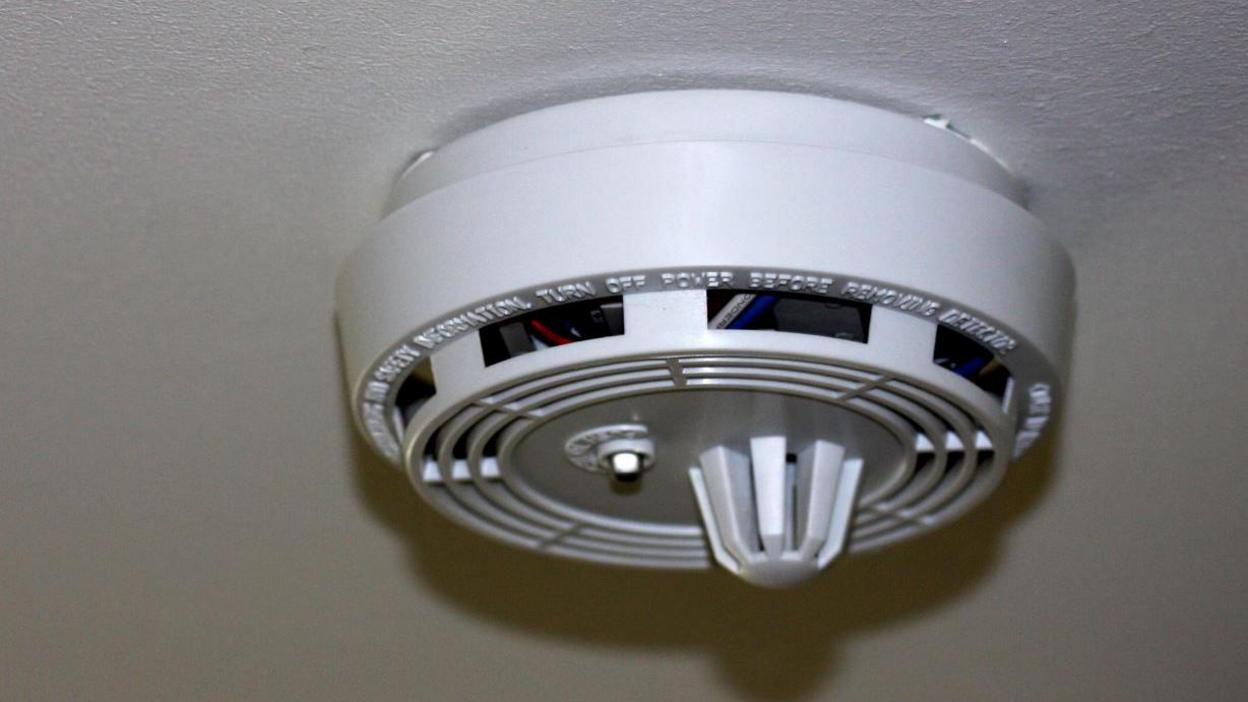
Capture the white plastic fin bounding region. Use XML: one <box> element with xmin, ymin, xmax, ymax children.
<box><xmin>818</xmin><ymin>456</ymin><xmax>863</xmax><ymax>569</ymax></box>
<box><xmin>795</xmin><ymin>441</ymin><xmax>844</xmax><ymax>560</ymax></box>
<box><xmin>750</xmin><ymin>437</ymin><xmax>789</xmax><ymax>558</ymax></box>
<box><xmin>690</xmin><ymin>439</ymin><xmax>862</xmax><ymax>587</ymax></box>
<box><xmin>688</xmin><ymin>467</ymin><xmax>740</xmax><ymax>574</ymax></box>
<box><xmin>695</xmin><ymin>446</ymin><xmax>756</xmax><ymax>568</ymax></box>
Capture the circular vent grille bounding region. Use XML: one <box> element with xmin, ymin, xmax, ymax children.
<box><xmin>408</xmin><ymin>353</ymin><xmax>1003</xmax><ymax>570</ymax></box>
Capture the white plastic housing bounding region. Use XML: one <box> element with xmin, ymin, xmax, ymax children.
<box><xmin>336</xmin><ymin>90</ymin><xmax>1074</xmax><ymax>587</ymax></box>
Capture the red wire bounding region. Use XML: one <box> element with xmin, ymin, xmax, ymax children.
<box><xmin>529</xmin><ymin>319</ymin><xmax>574</xmax><ymax>345</ymax></box>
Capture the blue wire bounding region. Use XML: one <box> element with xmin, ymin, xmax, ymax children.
<box><xmin>953</xmin><ymin>356</ymin><xmax>988</xmax><ymax>378</ymax></box>
<box><xmin>728</xmin><ymin>294</ymin><xmax>778</xmax><ymax>329</ymax></box>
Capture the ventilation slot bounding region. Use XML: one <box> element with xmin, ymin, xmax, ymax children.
<box><xmin>421</xmin><ymin>421</ymin><xmax>503</xmax><ymax>486</ymax></box>
<box><xmin>391</xmin><ymin>358</ymin><xmax>436</xmax><ymax>433</ymax></box>
<box><xmin>707</xmin><ymin>291</ymin><xmax>871</xmax><ymax>342</ymax></box>
<box><xmin>932</xmin><ymin>326</ymin><xmax>1013</xmax><ymax>403</ymax></box>
<box><xmin>480</xmin><ymin>296</ymin><xmax>625</xmax><ymax>366</ymax></box>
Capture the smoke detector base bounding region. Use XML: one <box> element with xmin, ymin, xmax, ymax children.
<box><xmin>336</xmin><ymin>90</ymin><xmax>1074</xmax><ymax>587</ymax></box>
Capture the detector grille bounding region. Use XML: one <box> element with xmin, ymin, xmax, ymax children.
<box><xmin>407</xmin><ymin>353</ymin><xmax>1002</xmax><ymax>569</ymax></box>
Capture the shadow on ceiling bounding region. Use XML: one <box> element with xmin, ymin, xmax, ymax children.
<box><xmin>347</xmin><ymin>403</ymin><xmax>1058</xmax><ymax>701</ymax></box>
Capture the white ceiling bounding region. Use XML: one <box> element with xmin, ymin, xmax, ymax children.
<box><xmin>3</xmin><ymin>2</ymin><xmax>1246</xmax><ymax>700</ymax></box>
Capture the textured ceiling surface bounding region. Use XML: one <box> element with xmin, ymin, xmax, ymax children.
<box><xmin>2</xmin><ymin>2</ymin><xmax>1246</xmax><ymax>700</ymax></box>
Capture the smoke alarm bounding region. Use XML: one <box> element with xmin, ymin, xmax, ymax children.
<box><xmin>336</xmin><ymin>90</ymin><xmax>1074</xmax><ymax>587</ymax></box>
